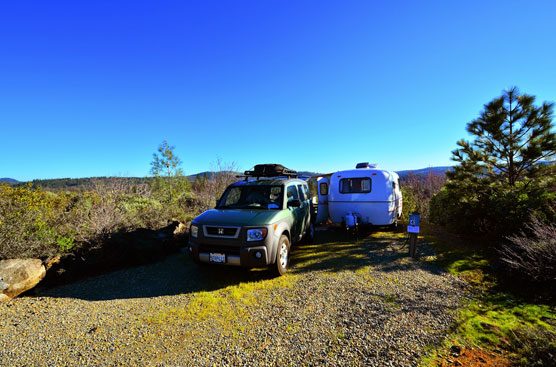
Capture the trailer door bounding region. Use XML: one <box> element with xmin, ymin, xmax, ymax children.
<box><xmin>316</xmin><ymin>177</ymin><xmax>329</xmax><ymax>224</ymax></box>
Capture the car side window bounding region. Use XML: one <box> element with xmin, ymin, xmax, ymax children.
<box><xmin>297</xmin><ymin>185</ymin><xmax>306</xmax><ymax>201</ymax></box>
<box><xmin>303</xmin><ymin>185</ymin><xmax>310</xmax><ymax>200</ymax></box>
<box><xmin>287</xmin><ymin>185</ymin><xmax>299</xmax><ymax>202</ymax></box>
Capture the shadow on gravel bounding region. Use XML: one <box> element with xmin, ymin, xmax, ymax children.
<box><xmin>39</xmin><ymin>253</ymin><xmax>276</xmax><ymax>301</ymax></box>
<box><xmin>41</xmin><ymin>227</ymin><xmax>446</xmax><ymax>301</ymax></box>
<box><xmin>290</xmin><ymin>226</ymin><xmax>447</xmax><ymax>276</ymax></box>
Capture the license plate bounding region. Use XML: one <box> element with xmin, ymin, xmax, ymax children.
<box><xmin>209</xmin><ymin>253</ymin><xmax>226</xmax><ymax>263</ymax></box>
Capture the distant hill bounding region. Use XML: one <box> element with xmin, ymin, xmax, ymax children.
<box><xmin>6</xmin><ymin>166</ymin><xmax>456</xmax><ymax>190</ymax></box>
<box><xmin>396</xmin><ymin>166</ymin><xmax>453</xmax><ymax>177</ymax></box>
<box><xmin>0</xmin><ymin>178</ymin><xmax>19</xmax><ymax>184</ymax></box>
<box><xmin>11</xmin><ymin>177</ymin><xmax>151</xmax><ymax>190</ymax></box>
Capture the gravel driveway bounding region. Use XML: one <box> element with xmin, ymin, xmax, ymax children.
<box><xmin>0</xmin><ymin>230</ymin><xmax>468</xmax><ymax>366</ymax></box>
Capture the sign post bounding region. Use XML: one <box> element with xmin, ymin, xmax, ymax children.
<box><xmin>407</xmin><ymin>213</ymin><xmax>420</xmax><ymax>258</ymax></box>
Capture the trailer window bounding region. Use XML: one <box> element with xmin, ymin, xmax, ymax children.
<box><xmin>339</xmin><ymin>178</ymin><xmax>371</xmax><ymax>193</ymax></box>
<box><xmin>319</xmin><ymin>182</ymin><xmax>328</xmax><ymax>195</ymax></box>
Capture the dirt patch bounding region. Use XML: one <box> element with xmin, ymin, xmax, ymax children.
<box><xmin>436</xmin><ymin>346</ymin><xmax>513</xmax><ymax>367</ymax></box>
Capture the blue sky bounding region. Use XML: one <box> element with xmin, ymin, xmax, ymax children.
<box><xmin>1</xmin><ymin>1</ymin><xmax>555</xmax><ymax>181</ymax></box>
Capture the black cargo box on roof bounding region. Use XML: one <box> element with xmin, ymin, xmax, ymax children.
<box><xmin>244</xmin><ymin>164</ymin><xmax>297</xmax><ymax>178</ymax></box>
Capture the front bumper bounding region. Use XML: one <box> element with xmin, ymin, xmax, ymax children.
<box><xmin>189</xmin><ymin>240</ymin><xmax>270</xmax><ymax>267</ymax></box>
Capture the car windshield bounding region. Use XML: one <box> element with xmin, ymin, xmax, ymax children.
<box><xmin>218</xmin><ymin>185</ymin><xmax>283</xmax><ymax>210</ymax></box>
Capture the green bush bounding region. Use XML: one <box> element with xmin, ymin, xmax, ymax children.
<box><xmin>400</xmin><ymin>186</ymin><xmax>417</xmax><ymax>221</ymax></box>
<box><xmin>1</xmin><ymin>176</ymin><xmax>198</xmax><ymax>259</ymax></box>
<box><xmin>400</xmin><ymin>171</ymin><xmax>446</xmax><ymax>221</ymax></box>
<box><xmin>429</xmin><ymin>172</ymin><xmax>556</xmax><ymax>237</ymax></box>
<box><xmin>512</xmin><ymin>326</ymin><xmax>556</xmax><ymax>367</ymax></box>
<box><xmin>0</xmin><ymin>184</ymin><xmax>59</xmax><ymax>258</ymax></box>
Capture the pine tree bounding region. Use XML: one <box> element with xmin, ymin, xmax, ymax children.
<box><xmin>431</xmin><ymin>88</ymin><xmax>556</xmax><ymax>236</ymax></box>
<box><xmin>150</xmin><ymin>140</ymin><xmax>185</xmax><ymax>201</ymax></box>
<box><xmin>450</xmin><ymin>87</ymin><xmax>556</xmax><ymax>186</ymax></box>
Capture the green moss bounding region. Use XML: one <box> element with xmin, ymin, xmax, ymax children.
<box><xmin>420</xmin><ymin>225</ymin><xmax>556</xmax><ymax>366</ymax></box>
<box><xmin>145</xmin><ymin>273</ymin><xmax>299</xmax><ymax>340</ymax></box>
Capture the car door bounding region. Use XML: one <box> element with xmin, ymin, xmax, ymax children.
<box><xmin>297</xmin><ymin>184</ymin><xmax>310</xmax><ymax>236</ymax></box>
<box><xmin>286</xmin><ymin>184</ymin><xmax>303</xmax><ymax>241</ymax></box>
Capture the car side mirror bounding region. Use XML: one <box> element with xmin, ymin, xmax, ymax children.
<box><xmin>288</xmin><ymin>199</ymin><xmax>301</xmax><ymax>208</ymax></box>
<box><xmin>215</xmin><ymin>199</ymin><xmax>220</xmax><ymax>208</ymax></box>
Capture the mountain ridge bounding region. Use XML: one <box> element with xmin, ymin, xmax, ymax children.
<box><xmin>0</xmin><ymin>178</ymin><xmax>19</xmax><ymax>184</ymax></box>
<box><xmin>3</xmin><ymin>166</ymin><xmax>454</xmax><ymax>189</ymax></box>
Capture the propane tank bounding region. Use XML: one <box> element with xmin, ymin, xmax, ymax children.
<box><xmin>345</xmin><ymin>212</ymin><xmax>357</xmax><ymax>228</ymax></box>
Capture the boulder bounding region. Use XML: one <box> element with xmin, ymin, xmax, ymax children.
<box><xmin>0</xmin><ymin>259</ymin><xmax>46</xmax><ymax>303</ymax></box>
<box><xmin>173</xmin><ymin>221</ymin><xmax>188</xmax><ymax>236</ymax></box>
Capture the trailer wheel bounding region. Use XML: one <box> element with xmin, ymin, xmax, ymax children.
<box><xmin>389</xmin><ymin>220</ymin><xmax>398</xmax><ymax>231</ymax></box>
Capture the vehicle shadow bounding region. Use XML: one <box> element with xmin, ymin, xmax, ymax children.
<box><xmin>38</xmin><ymin>252</ymin><xmax>276</xmax><ymax>301</ymax></box>
<box><xmin>38</xmin><ymin>227</ymin><xmax>443</xmax><ymax>302</ymax></box>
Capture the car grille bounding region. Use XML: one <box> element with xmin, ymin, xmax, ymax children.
<box><xmin>203</xmin><ymin>226</ymin><xmax>240</xmax><ymax>238</ymax></box>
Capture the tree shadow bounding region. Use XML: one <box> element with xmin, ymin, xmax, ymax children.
<box><xmin>36</xmin><ymin>227</ymin><xmax>446</xmax><ymax>301</ymax></box>
<box><xmin>290</xmin><ymin>226</ymin><xmax>442</xmax><ymax>275</ymax></box>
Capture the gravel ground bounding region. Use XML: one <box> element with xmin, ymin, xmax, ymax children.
<box><xmin>0</xmin><ymin>230</ymin><xmax>469</xmax><ymax>366</ymax></box>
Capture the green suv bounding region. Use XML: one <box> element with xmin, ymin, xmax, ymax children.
<box><xmin>188</xmin><ymin>165</ymin><xmax>314</xmax><ymax>275</ymax></box>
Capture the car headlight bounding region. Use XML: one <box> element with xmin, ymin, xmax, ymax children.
<box><xmin>191</xmin><ymin>225</ymin><xmax>198</xmax><ymax>238</ymax></box>
<box><xmin>247</xmin><ymin>228</ymin><xmax>267</xmax><ymax>241</ymax></box>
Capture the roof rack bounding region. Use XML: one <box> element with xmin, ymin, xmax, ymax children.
<box><xmin>237</xmin><ymin>164</ymin><xmax>298</xmax><ymax>180</ymax></box>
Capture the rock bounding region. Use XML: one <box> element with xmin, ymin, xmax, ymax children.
<box><xmin>173</xmin><ymin>221</ymin><xmax>188</xmax><ymax>236</ymax></box>
<box><xmin>0</xmin><ymin>259</ymin><xmax>46</xmax><ymax>303</ymax></box>
<box><xmin>480</xmin><ymin>322</ymin><xmax>501</xmax><ymax>332</ymax></box>
<box><xmin>450</xmin><ymin>345</ymin><xmax>462</xmax><ymax>357</ymax></box>
<box><xmin>45</xmin><ymin>256</ymin><xmax>61</xmax><ymax>271</ymax></box>
<box><xmin>0</xmin><ymin>277</ymin><xmax>8</xmax><ymax>291</ymax></box>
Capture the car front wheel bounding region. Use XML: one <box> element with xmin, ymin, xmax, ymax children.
<box><xmin>273</xmin><ymin>234</ymin><xmax>290</xmax><ymax>276</ymax></box>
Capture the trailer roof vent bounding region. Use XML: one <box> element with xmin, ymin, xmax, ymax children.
<box><xmin>356</xmin><ymin>162</ymin><xmax>378</xmax><ymax>169</ymax></box>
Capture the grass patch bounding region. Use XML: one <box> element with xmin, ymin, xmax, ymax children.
<box><xmin>455</xmin><ymin>294</ymin><xmax>555</xmax><ymax>347</ymax></box>
<box><xmin>419</xmin><ymin>223</ymin><xmax>556</xmax><ymax>366</ymax></box>
<box><xmin>145</xmin><ymin>273</ymin><xmax>298</xmax><ymax>339</ymax></box>
<box><xmin>292</xmin><ymin>227</ymin><xmax>408</xmax><ymax>274</ymax></box>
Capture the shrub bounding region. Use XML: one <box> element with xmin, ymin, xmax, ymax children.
<box><xmin>429</xmin><ymin>174</ymin><xmax>556</xmax><ymax>240</ymax></box>
<box><xmin>499</xmin><ymin>215</ymin><xmax>556</xmax><ymax>284</ymax></box>
<box><xmin>400</xmin><ymin>171</ymin><xmax>446</xmax><ymax>221</ymax></box>
<box><xmin>512</xmin><ymin>326</ymin><xmax>556</xmax><ymax>367</ymax></box>
<box><xmin>0</xmin><ymin>184</ymin><xmax>59</xmax><ymax>258</ymax></box>
<box><xmin>400</xmin><ymin>186</ymin><xmax>417</xmax><ymax>221</ymax></box>
<box><xmin>191</xmin><ymin>158</ymin><xmax>239</xmax><ymax>215</ymax></box>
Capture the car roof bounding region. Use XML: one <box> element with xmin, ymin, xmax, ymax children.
<box><xmin>230</xmin><ymin>178</ymin><xmax>307</xmax><ymax>186</ymax></box>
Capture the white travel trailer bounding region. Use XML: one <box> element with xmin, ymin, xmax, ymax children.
<box><xmin>312</xmin><ymin>163</ymin><xmax>402</xmax><ymax>228</ymax></box>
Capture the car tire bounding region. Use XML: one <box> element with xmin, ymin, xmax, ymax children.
<box><xmin>273</xmin><ymin>234</ymin><xmax>290</xmax><ymax>276</ymax></box>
